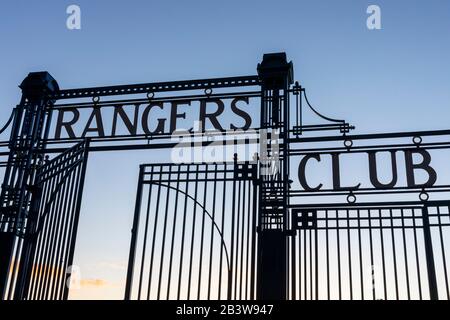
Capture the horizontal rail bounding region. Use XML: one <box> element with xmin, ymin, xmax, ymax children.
<box><xmin>53</xmin><ymin>75</ymin><xmax>261</xmax><ymax>100</ymax></box>
<box><xmin>289</xmin><ymin>129</ymin><xmax>450</xmax><ymax>143</ymax></box>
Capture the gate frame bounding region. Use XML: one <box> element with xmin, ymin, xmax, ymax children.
<box><xmin>0</xmin><ymin>52</ymin><xmax>449</xmax><ymax>300</ymax></box>
<box><xmin>289</xmin><ymin>200</ymin><xmax>442</xmax><ymax>300</ymax></box>
<box><xmin>124</xmin><ymin>159</ymin><xmax>259</xmax><ymax>300</ymax></box>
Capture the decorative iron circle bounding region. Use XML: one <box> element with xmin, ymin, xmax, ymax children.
<box><xmin>92</xmin><ymin>96</ymin><xmax>100</xmax><ymax>103</ymax></box>
<box><xmin>204</xmin><ymin>88</ymin><xmax>213</xmax><ymax>96</ymax></box>
<box><xmin>344</xmin><ymin>139</ymin><xmax>353</xmax><ymax>149</ymax></box>
<box><xmin>419</xmin><ymin>191</ymin><xmax>429</xmax><ymax>202</ymax></box>
<box><xmin>347</xmin><ymin>193</ymin><xmax>356</xmax><ymax>204</ymax></box>
<box><xmin>413</xmin><ymin>136</ymin><xmax>422</xmax><ymax>146</ymax></box>
<box><xmin>146</xmin><ymin>92</ymin><xmax>154</xmax><ymax>99</ymax></box>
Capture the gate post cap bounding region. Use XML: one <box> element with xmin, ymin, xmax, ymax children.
<box><xmin>19</xmin><ymin>72</ymin><xmax>59</xmax><ymax>102</ymax></box>
<box><xmin>257</xmin><ymin>52</ymin><xmax>294</xmax><ymax>89</ymax></box>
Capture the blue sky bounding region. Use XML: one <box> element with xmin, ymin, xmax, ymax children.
<box><xmin>1</xmin><ymin>1</ymin><xmax>450</xmax><ymax>131</ymax></box>
<box><xmin>1</xmin><ymin>0</ymin><xmax>450</xmax><ymax>299</ymax></box>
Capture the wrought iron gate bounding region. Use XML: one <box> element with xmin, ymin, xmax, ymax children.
<box><xmin>288</xmin><ymin>202</ymin><xmax>450</xmax><ymax>300</ymax></box>
<box><xmin>125</xmin><ymin>160</ymin><xmax>259</xmax><ymax>300</ymax></box>
<box><xmin>1</xmin><ymin>53</ymin><xmax>450</xmax><ymax>301</ymax></box>
<box><xmin>1</xmin><ymin>141</ymin><xmax>89</xmax><ymax>300</ymax></box>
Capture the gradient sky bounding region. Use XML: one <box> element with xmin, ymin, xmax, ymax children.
<box><xmin>0</xmin><ymin>0</ymin><xmax>450</xmax><ymax>299</ymax></box>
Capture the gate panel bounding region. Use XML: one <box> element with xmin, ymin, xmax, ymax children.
<box><xmin>125</xmin><ymin>161</ymin><xmax>258</xmax><ymax>300</ymax></box>
<box><xmin>15</xmin><ymin>141</ymin><xmax>89</xmax><ymax>300</ymax></box>
<box><xmin>288</xmin><ymin>202</ymin><xmax>450</xmax><ymax>300</ymax></box>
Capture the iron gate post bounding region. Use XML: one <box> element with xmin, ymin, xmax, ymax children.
<box><xmin>256</xmin><ymin>53</ymin><xmax>293</xmax><ymax>300</ymax></box>
<box><xmin>0</xmin><ymin>72</ymin><xmax>58</xmax><ymax>300</ymax></box>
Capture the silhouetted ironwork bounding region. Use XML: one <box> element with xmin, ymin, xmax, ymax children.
<box><xmin>288</xmin><ymin>202</ymin><xmax>449</xmax><ymax>299</ymax></box>
<box><xmin>125</xmin><ymin>160</ymin><xmax>258</xmax><ymax>300</ymax></box>
<box><xmin>16</xmin><ymin>141</ymin><xmax>88</xmax><ymax>300</ymax></box>
<box><xmin>0</xmin><ymin>53</ymin><xmax>448</xmax><ymax>300</ymax></box>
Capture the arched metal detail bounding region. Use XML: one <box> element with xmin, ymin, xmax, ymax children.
<box><xmin>149</xmin><ymin>181</ymin><xmax>231</xmax><ymax>274</ymax></box>
<box><xmin>125</xmin><ymin>162</ymin><xmax>259</xmax><ymax>300</ymax></box>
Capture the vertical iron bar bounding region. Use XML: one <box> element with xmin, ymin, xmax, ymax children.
<box><xmin>59</xmin><ymin>152</ymin><xmax>83</xmax><ymax>300</ymax></box>
<box><xmin>298</xmin><ymin>229</ymin><xmax>302</xmax><ymax>300</ymax></box>
<box><xmin>167</xmin><ymin>165</ymin><xmax>182</xmax><ymax>300</ymax></box>
<box><xmin>309</xmin><ymin>228</ymin><xmax>312</xmax><ymax>299</ymax></box>
<box><xmin>379</xmin><ymin>211</ymin><xmax>388</xmax><ymax>300</ymax></box>
<box><xmin>62</xmin><ymin>140</ymin><xmax>89</xmax><ymax>300</ymax></box>
<box><xmin>217</xmin><ymin>165</ymin><xmax>226</xmax><ymax>299</ymax></box>
<box><xmin>177</xmin><ymin>165</ymin><xmax>190</xmax><ymax>300</ymax></box>
<box><xmin>326</xmin><ymin>210</ymin><xmax>330</xmax><ymax>300</ymax></box>
<box><xmin>250</xmin><ymin>171</ymin><xmax>257</xmax><ymax>300</ymax></box>
<box><xmin>303</xmin><ymin>228</ymin><xmax>306</xmax><ymax>299</ymax></box>
<box><xmin>337</xmin><ymin>212</ymin><xmax>342</xmax><ymax>300</ymax></box>
<box><xmin>234</xmin><ymin>178</ymin><xmax>242</xmax><ymax>299</ymax></box>
<box><xmin>145</xmin><ymin>167</ymin><xmax>164</xmax><ymax>299</ymax></box>
<box><xmin>436</xmin><ymin>206</ymin><xmax>449</xmax><ymax>299</ymax></box>
<box><xmin>187</xmin><ymin>165</ymin><xmax>200</xmax><ymax>300</ymax></box>
<box><xmin>239</xmin><ymin>176</ymin><xmax>246</xmax><ymax>299</ymax></box>
<box><xmin>315</xmin><ymin>226</ymin><xmax>318</xmax><ymax>300</ymax></box>
<box><xmin>412</xmin><ymin>209</ymin><xmax>423</xmax><ymax>300</ymax></box>
<box><xmin>357</xmin><ymin>209</ymin><xmax>364</xmax><ymax>300</ymax></box>
<box><xmin>207</xmin><ymin>165</ymin><xmax>218</xmax><ymax>300</ymax></box>
<box><xmin>400</xmin><ymin>209</ymin><xmax>411</xmax><ymax>300</ymax></box>
<box><xmin>245</xmin><ymin>178</ymin><xmax>251</xmax><ymax>300</ymax></box>
<box><xmin>228</xmin><ymin>159</ymin><xmax>237</xmax><ymax>300</ymax></box>
<box><xmin>136</xmin><ymin>167</ymin><xmax>151</xmax><ymax>299</ymax></box>
<box><xmin>368</xmin><ymin>210</ymin><xmax>375</xmax><ymax>300</ymax></box>
<box><xmin>347</xmin><ymin>209</ymin><xmax>353</xmax><ymax>300</ymax></box>
<box><xmin>196</xmin><ymin>166</ymin><xmax>208</xmax><ymax>300</ymax></box>
<box><xmin>422</xmin><ymin>206</ymin><xmax>438</xmax><ymax>300</ymax></box>
<box><xmin>291</xmin><ymin>230</ymin><xmax>296</xmax><ymax>300</ymax></box>
<box><xmin>157</xmin><ymin>165</ymin><xmax>172</xmax><ymax>300</ymax></box>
